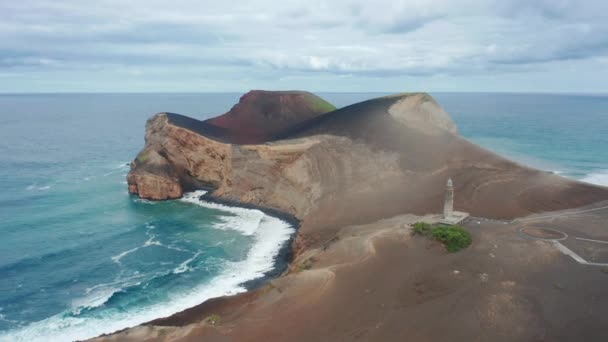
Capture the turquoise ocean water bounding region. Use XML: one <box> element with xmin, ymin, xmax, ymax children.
<box><xmin>0</xmin><ymin>93</ymin><xmax>606</xmax><ymax>341</ymax></box>
<box><xmin>433</xmin><ymin>93</ymin><xmax>608</xmax><ymax>183</ymax></box>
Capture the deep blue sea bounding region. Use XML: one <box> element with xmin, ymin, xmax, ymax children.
<box><xmin>0</xmin><ymin>93</ymin><xmax>607</xmax><ymax>341</ymax></box>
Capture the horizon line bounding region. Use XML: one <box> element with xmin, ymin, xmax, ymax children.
<box><xmin>1</xmin><ymin>91</ymin><xmax>608</xmax><ymax>96</ymax></box>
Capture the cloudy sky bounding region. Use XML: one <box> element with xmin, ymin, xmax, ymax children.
<box><xmin>2</xmin><ymin>0</ymin><xmax>608</xmax><ymax>93</ymax></box>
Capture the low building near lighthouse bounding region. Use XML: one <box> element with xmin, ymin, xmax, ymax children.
<box><xmin>440</xmin><ymin>178</ymin><xmax>469</xmax><ymax>224</ymax></box>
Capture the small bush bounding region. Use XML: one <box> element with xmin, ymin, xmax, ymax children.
<box><xmin>205</xmin><ymin>314</ymin><xmax>221</xmax><ymax>325</ymax></box>
<box><xmin>261</xmin><ymin>282</ymin><xmax>281</xmax><ymax>294</ymax></box>
<box><xmin>412</xmin><ymin>222</ymin><xmax>432</xmax><ymax>236</ymax></box>
<box><xmin>411</xmin><ymin>222</ymin><xmax>472</xmax><ymax>252</ymax></box>
<box><xmin>295</xmin><ymin>257</ymin><xmax>314</xmax><ymax>272</ymax></box>
<box><xmin>431</xmin><ymin>225</ymin><xmax>472</xmax><ymax>252</ymax></box>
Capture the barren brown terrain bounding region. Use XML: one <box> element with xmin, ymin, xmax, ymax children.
<box><xmin>99</xmin><ymin>91</ymin><xmax>608</xmax><ymax>341</ymax></box>
<box><xmin>94</xmin><ymin>204</ymin><xmax>608</xmax><ymax>342</ymax></box>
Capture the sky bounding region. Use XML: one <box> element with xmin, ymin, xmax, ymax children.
<box><xmin>2</xmin><ymin>0</ymin><xmax>608</xmax><ymax>93</ymax></box>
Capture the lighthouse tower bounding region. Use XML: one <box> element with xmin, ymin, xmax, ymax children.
<box><xmin>443</xmin><ymin>178</ymin><xmax>454</xmax><ymax>219</ymax></box>
<box><xmin>439</xmin><ymin>177</ymin><xmax>468</xmax><ymax>224</ymax></box>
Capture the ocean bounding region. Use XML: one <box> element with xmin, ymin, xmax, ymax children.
<box><xmin>0</xmin><ymin>92</ymin><xmax>606</xmax><ymax>341</ymax></box>
<box><xmin>433</xmin><ymin>92</ymin><xmax>608</xmax><ymax>183</ymax></box>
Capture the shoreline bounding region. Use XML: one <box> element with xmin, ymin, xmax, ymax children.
<box><xmin>92</xmin><ymin>200</ymin><xmax>608</xmax><ymax>341</ymax></box>
<box><xmin>196</xmin><ymin>190</ymin><xmax>300</xmax><ymax>290</ymax></box>
<box><xmin>90</xmin><ymin>189</ymin><xmax>301</xmax><ymax>338</ymax></box>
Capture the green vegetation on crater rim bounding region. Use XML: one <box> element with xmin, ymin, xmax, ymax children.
<box><xmin>304</xmin><ymin>94</ymin><xmax>337</xmax><ymax>113</ymax></box>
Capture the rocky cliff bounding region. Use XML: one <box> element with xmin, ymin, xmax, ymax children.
<box><xmin>127</xmin><ymin>90</ymin><xmax>335</xmax><ymax>200</ymax></box>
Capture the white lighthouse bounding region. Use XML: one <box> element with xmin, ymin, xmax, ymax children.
<box><xmin>443</xmin><ymin>178</ymin><xmax>454</xmax><ymax>219</ymax></box>
<box><xmin>440</xmin><ymin>177</ymin><xmax>469</xmax><ymax>224</ymax></box>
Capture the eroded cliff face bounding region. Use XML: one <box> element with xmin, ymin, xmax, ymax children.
<box><xmin>127</xmin><ymin>93</ymin><xmax>440</xmax><ymax>215</ymax></box>
<box><xmin>127</xmin><ymin>89</ymin><xmax>339</xmax><ymax>202</ymax></box>
<box><xmin>128</xmin><ymin>113</ymin><xmax>232</xmax><ymax>200</ymax></box>
<box><xmin>127</xmin><ymin>112</ymin><xmax>402</xmax><ymax>221</ymax></box>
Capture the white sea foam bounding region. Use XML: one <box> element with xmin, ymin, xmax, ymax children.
<box><xmin>0</xmin><ymin>192</ymin><xmax>295</xmax><ymax>342</ymax></box>
<box><xmin>173</xmin><ymin>251</ymin><xmax>202</xmax><ymax>274</ymax></box>
<box><xmin>0</xmin><ymin>313</ymin><xmax>17</xmax><ymax>325</ymax></box>
<box><xmin>133</xmin><ymin>198</ymin><xmax>158</xmax><ymax>205</ymax></box>
<box><xmin>581</xmin><ymin>170</ymin><xmax>608</xmax><ymax>186</ymax></box>
<box><xmin>103</xmin><ymin>162</ymin><xmax>130</xmax><ymax>176</ymax></box>
<box><xmin>111</xmin><ymin>225</ymin><xmax>160</xmax><ymax>264</ymax></box>
<box><xmin>71</xmin><ymin>287</ymin><xmax>120</xmax><ymax>313</ymax></box>
<box><xmin>70</xmin><ymin>272</ymin><xmax>147</xmax><ymax>315</ymax></box>
<box><xmin>144</xmin><ymin>234</ymin><xmax>161</xmax><ymax>247</ymax></box>
<box><xmin>111</xmin><ymin>225</ymin><xmax>193</xmax><ymax>265</ymax></box>
<box><xmin>110</xmin><ymin>246</ymin><xmax>142</xmax><ymax>264</ymax></box>
<box><xmin>25</xmin><ymin>184</ymin><xmax>51</xmax><ymax>191</ymax></box>
<box><xmin>180</xmin><ymin>191</ymin><xmax>265</xmax><ymax>236</ymax></box>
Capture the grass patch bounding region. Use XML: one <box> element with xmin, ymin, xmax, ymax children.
<box><xmin>411</xmin><ymin>222</ymin><xmax>472</xmax><ymax>252</ymax></box>
<box><xmin>136</xmin><ymin>152</ymin><xmax>147</xmax><ymax>163</ymax></box>
<box><xmin>204</xmin><ymin>313</ymin><xmax>221</xmax><ymax>325</ymax></box>
<box><xmin>261</xmin><ymin>281</ymin><xmax>281</xmax><ymax>294</ymax></box>
<box><xmin>412</xmin><ymin>222</ymin><xmax>432</xmax><ymax>235</ymax></box>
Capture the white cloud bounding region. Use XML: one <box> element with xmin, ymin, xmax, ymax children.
<box><xmin>1</xmin><ymin>0</ymin><xmax>608</xmax><ymax>92</ymax></box>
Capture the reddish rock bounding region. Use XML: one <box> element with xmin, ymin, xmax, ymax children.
<box><xmin>205</xmin><ymin>90</ymin><xmax>336</xmax><ymax>144</ymax></box>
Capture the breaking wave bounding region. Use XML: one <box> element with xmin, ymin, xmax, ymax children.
<box><xmin>0</xmin><ymin>192</ymin><xmax>295</xmax><ymax>342</ymax></box>
<box><xmin>180</xmin><ymin>191</ymin><xmax>266</xmax><ymax>236</ymax></box>
<box><xmin>581</xmin><ymin>170</ymin><xmax>608</xmax><ymax>186</ymax></box>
